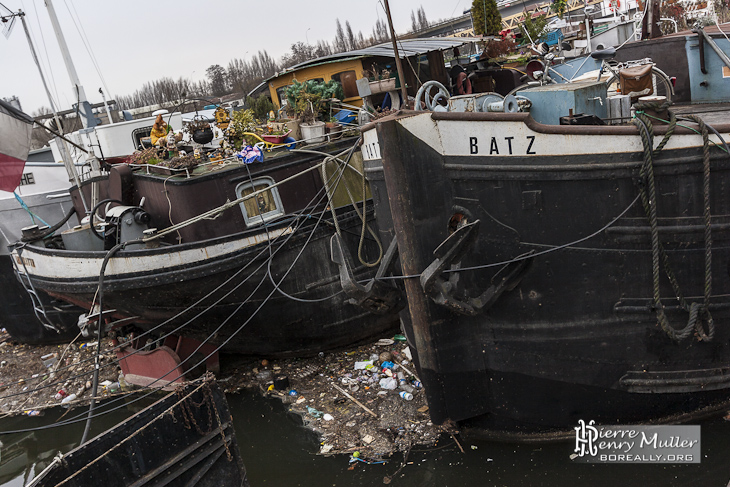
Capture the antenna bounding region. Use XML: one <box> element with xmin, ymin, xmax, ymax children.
<box><xmin>0</xmin><ymin>3</ymin><xmax>18</xmax><ymax>39</ymax></box>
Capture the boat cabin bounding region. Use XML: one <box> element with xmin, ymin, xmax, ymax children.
<box><xmin>263</xmin><ymin>38</ymin><xmax>481</xmax><ymax>111</ymax></box>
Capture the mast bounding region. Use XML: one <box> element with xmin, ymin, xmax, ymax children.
<box><xmin>44</xmin><ymin>0</ymin><xmax>98</xmax><ymax>128</ymax></box>
<box><xmin>15</xmin><ymin>8</ymin><xmax>89</xmax><ymax>212</ymax></box>
<box><xmin>383</xmin><ymin>0</ymin><xmax>409</xmax><ymax>105</ymax></box>
<box><xmin>18</xmin><ymin>11</ymin><xmax>63</xmax><ymax>132</ymax></box>
<box><xmin>99</xmin><ymin>87</ymin><xmax>114</xmax><ymax>125</ymax></box>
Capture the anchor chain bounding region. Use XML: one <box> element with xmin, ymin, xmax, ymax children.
<box><xmin>173</xmin><ymin>376</ymin><xmax>233</xmax><ymax>461</ymax></box>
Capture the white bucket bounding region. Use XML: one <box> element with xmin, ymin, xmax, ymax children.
<box><xmin>300</xmin><ymin>121</ymin><xmax>325</xmax><ymax>144</ymax></box>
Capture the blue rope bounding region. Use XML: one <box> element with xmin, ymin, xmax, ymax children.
<box><xmin>350</xmin><ymin>456</ymin><xmax>387</xmax><ymax>465</ymax></box>
<box><xmin>14</xmin><ymin>192</ymin><xmax>51</xmax><ymax>227</ymax></box>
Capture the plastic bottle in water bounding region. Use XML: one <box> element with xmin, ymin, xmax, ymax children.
<box><xmin>61</xmin><ymin>393</ymin><xmax>77</xmax><ymax>404</ymax></box>
<box><xmin>399</xmin><ymin>391</ymin><xmax>413</xmax><ymax>401</ymax></box>
<box><xmin>379</xmin><ymin>377</ymin><xmax>398</xmax><ymax>390</ymax></box>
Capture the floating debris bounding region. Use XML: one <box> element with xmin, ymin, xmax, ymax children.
<box><xmin>0</xmin><ymin>331</ymin><xmax>127</xmax><ymax>417</ymax></box>
<box><xmin>221</xmin><ymin>336</ymin><xmax>457</xmax><ymax>461</ymax></box>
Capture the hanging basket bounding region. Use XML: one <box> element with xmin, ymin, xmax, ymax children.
<box><xmin>192</xmin><ymin>127</ymin><xmax>214</xmax><ymax>145</ymax></box>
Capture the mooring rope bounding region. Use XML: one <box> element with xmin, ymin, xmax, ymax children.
<box><xmin>632</xmin><ymin>101</ymin><xmax>714</xmax><ymax>341</ymax></box>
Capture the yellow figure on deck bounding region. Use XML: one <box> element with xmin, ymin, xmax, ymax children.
<box><xmin>150</xmin><ymin>114</ymin><xmax>169</xmax><ymax>146</ymax></box>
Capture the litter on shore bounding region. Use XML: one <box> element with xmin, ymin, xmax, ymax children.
<box><xmin>0</xmin><ymin>329</ymin><xmax>456</xmax><ymax>461</ymax></box>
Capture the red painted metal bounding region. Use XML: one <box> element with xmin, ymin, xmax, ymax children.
<box><xmin>113</xmin><ymin>333</ymin><xmax>220</xmax><ymax>390</ymax></box>
<box><xmin>115</xmin><ymin>342</ymin><xmax>186</xmax><ymax>391</ymax></box>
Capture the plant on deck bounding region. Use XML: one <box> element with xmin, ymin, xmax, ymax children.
<box><xmin>285</xmin><ymin>79</ymin><xmax>344</xmax><ymax>124</ymax></box>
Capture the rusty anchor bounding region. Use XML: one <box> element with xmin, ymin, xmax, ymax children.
<box><xmin>330</xmin><ymin>233</ymin><xmax>404</xmax><ymax>315</ymax></box>
<box><xmin>420</xmin><ymin>219</ymin><xmax>533</xmax><ymax>316</ymax></box>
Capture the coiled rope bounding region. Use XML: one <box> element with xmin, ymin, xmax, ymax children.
<box><xmin>632</xmin><ymin>101</ymin><xmax>714</xmax><ymax>341</ymax></box>
<box><xmin>319</xmin><ymin>142</ymin><xmax>383</xmax><ymax>267</ymax></box>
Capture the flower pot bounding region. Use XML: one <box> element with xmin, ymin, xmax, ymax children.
<box><xmin>325</xmin><ymin>122</ymin><xmax>342</xmax><ymax>141</ymax></box>
<box><xmin>262</xmin><ymin>130</ymin><xmax>292</xmax><ymax>144</ymax></box>
<box><xmin>300</xmin><ymin>121</ymin><xmax>325</xmax><ymax>144</ymax></box>
<box><xmin>368</xmin><ymin>78</ymin><xmax>397</xmax><ymax>95</ymax></box>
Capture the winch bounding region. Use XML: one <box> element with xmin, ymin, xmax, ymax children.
<box><xmin>101</xmin><ymin>205</ymin><xmax>151</xmax><ymax>246</ymax></box>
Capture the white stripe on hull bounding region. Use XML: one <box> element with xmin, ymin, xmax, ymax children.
<box><xmin>361</xmin><ymin>115</ymin><xmax>730</xmax><ymax>161</ymax></box>
<box><xmin>13</xmin><ymin>226</ymin><xmax>292</xmax><ymax>280</ymax></box>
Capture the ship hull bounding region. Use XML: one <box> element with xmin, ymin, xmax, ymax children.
<box><xmin>363</xmin><ymin>111</ymin><xmax>730</xmax><ymax>436</ymax></box>
<box><xmin>12</xmin><ymin>206</ymin><xmax>397</xmax><ymax>356</ymax></box>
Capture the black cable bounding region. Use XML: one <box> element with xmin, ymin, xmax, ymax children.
<box><xmin>676</xmin><ymin>115</ymin><xmax>730</xmax><ymax>157</ymax></box>
<box><xmin>81</xmin><ymin>240</ymin><xmax>126</xmax><ymax>444</ymax></box>
<box><xmin>0</xmin><ymin>152</ymin><xmax>348</xmax><ymax>430</ymax></box>
<box><xmin>20</xmin><ymin>205</ymin><xmax>76</xmax><ymax>242</ymax></box>
<box><xmin>265</xmin><ymin>143</ymin><xmax>359</xmax><ymax>303</ymax></box>
<box><xmin>0</xmin><ymin>161</ymin><xmax>344</xmax><ymax>400</ymax></box>
<box><xmin>376</xmin><ymin>192</ymin><xmax>643</xmax><ymax>280</ymax></box>
<box><xmin>88</xmin><ymin>198</ymin><xmax>122</xmax><ymax>241</ymax></box>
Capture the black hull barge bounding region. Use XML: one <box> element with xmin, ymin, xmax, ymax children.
<box><xmin>29</xmin><ymin>377</ymin><xmax>249</xmax><ymax>487</ymax></box>
<box><xmin>362</xmin><ymin>109</ymin><xmax>730</xmax><ymax>439</ymax></box>
<box><xmin>17</xmin><ymin>206</ymin><xmax>393</xmax><ymax>356</ymax></box>
<box><xmin>11</xmin><ymin>137</ymin><xmax>402</xmax><ymax>357</ymax></box>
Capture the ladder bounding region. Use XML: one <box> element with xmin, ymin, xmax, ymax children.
<box><xmin>10</xmin><ymin>246</ymin><xmax>65</xmax><ymax>333</ymax></box>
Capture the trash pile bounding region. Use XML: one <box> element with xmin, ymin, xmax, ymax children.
<box><xmin>0</xmin><ymin>331</ymin><xmax>124</xmax><ymax>417</ymax></box>
<box><xmin>0</xmin><ymin>329</ymin><xmax>459</xmax><ymax>462</ymax></box>
<box><xmin>222</xmin><ymin>335</ymin><xmax>455</xmax><ymax>462</ymax></box>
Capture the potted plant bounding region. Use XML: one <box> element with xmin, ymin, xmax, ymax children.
<box><xmin>286</xmin><ymin>80</ymin><xmax>344</xmax><ymax>144</ymax></box>
<box><xmin>227</xmin><ymin>109</ymin><xmax>258</xmax><ymax>149</ymax></box>
<box><xmin>127</xmin><ymin>147</ymin><xmax>162</xmax><ymax>166</ymax></box>
<box><xmin>364</xmin><ymin>68</ymin><xmax>397</xmax><ymax>94</ymax></box>
<box><xmin>325</xmin><ymin>117</ymin><xmax>342</xmax><ymax>141</ymax></box>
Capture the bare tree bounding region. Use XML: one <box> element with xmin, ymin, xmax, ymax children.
<box><xmin>314</xmin><ymin>40</ymin><xmax>333</xmax><ymax>58</ymax></box>
<box><xmin>206</xmin><ymin>65</ymin><xmax>228</xmax><ymax>97</ymax></box>
<box><xmin>254</xmin><ymin>50</ymin><xmax>278</xmax><ymax>79</ymax></box>
<box><xmin>116</xmin><ymin>76</ymin><xmax>193</xmax><ymax>110</ymax></box>
<box><xmin>411</xmin><ymin>6</ymin><xmax>429</xmax><ymax>32</ymax></box>
<box><xmin>417</xmin><ymin>6</ymin><xmax>429</xmax><ymax>30</ymax></box>
<box><xmin>372</xmin><ymin>18</ymin><xmax>390</xmax><ymax>44</ymax></box>
<box><xmin>345</xmin><ymin>20</ymin><xmax>357</xmax><ymax>50</ymax></box>
<box><xmin>281</xmin><ymin>41</ymin><xmax>319</xmax><ymax>68</ymax></box>
<box><xmin>334</xmin><ymin>18</ymin><xmax>347</xmax><ymax>52</ymax></box>
<box><xmin>226</xmin><ymin>50</ymin><xmax>279</xmax><ymax>97</ymax></box>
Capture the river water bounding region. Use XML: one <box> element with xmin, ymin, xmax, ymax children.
<box><xmin>1</xmin><ymin>390</ymin><xmax>729</xmax><ymax>486</ymax></box>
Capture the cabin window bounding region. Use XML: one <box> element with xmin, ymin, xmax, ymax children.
<box><xmin>132</xmin><ymin>126</ymin><xmax>153</xmax><ymax>150</ymax></box>
<box><xmin>236</xmin><ymin>177</ymin><xmax>284</xmax><ymax>226</ymax></box>
<box><xmin>331</xmin><ymin>70</ymin><xmax>358</xmax><ymax>98</ymax></box>
<box><xmin>276</xmin><ymin>86</ymin><xmax>290</xmax><ymax>107</ymax></box>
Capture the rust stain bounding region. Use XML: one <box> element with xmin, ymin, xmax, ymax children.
<box><xmin>14</xmin><ymin>255</ymin><xmax>35</xmax><ymax>268</ymax></box>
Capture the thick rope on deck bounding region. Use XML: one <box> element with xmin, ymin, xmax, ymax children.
<box><xmin>632</xmin><ymin>102</ymin><xmax>714</xmax><ymax>342</ymax></box>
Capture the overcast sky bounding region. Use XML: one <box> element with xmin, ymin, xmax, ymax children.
<box><xmin>1</xmin><ymin>0</ymin><xmax>470</xmax><ymax>114</ymax></box>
